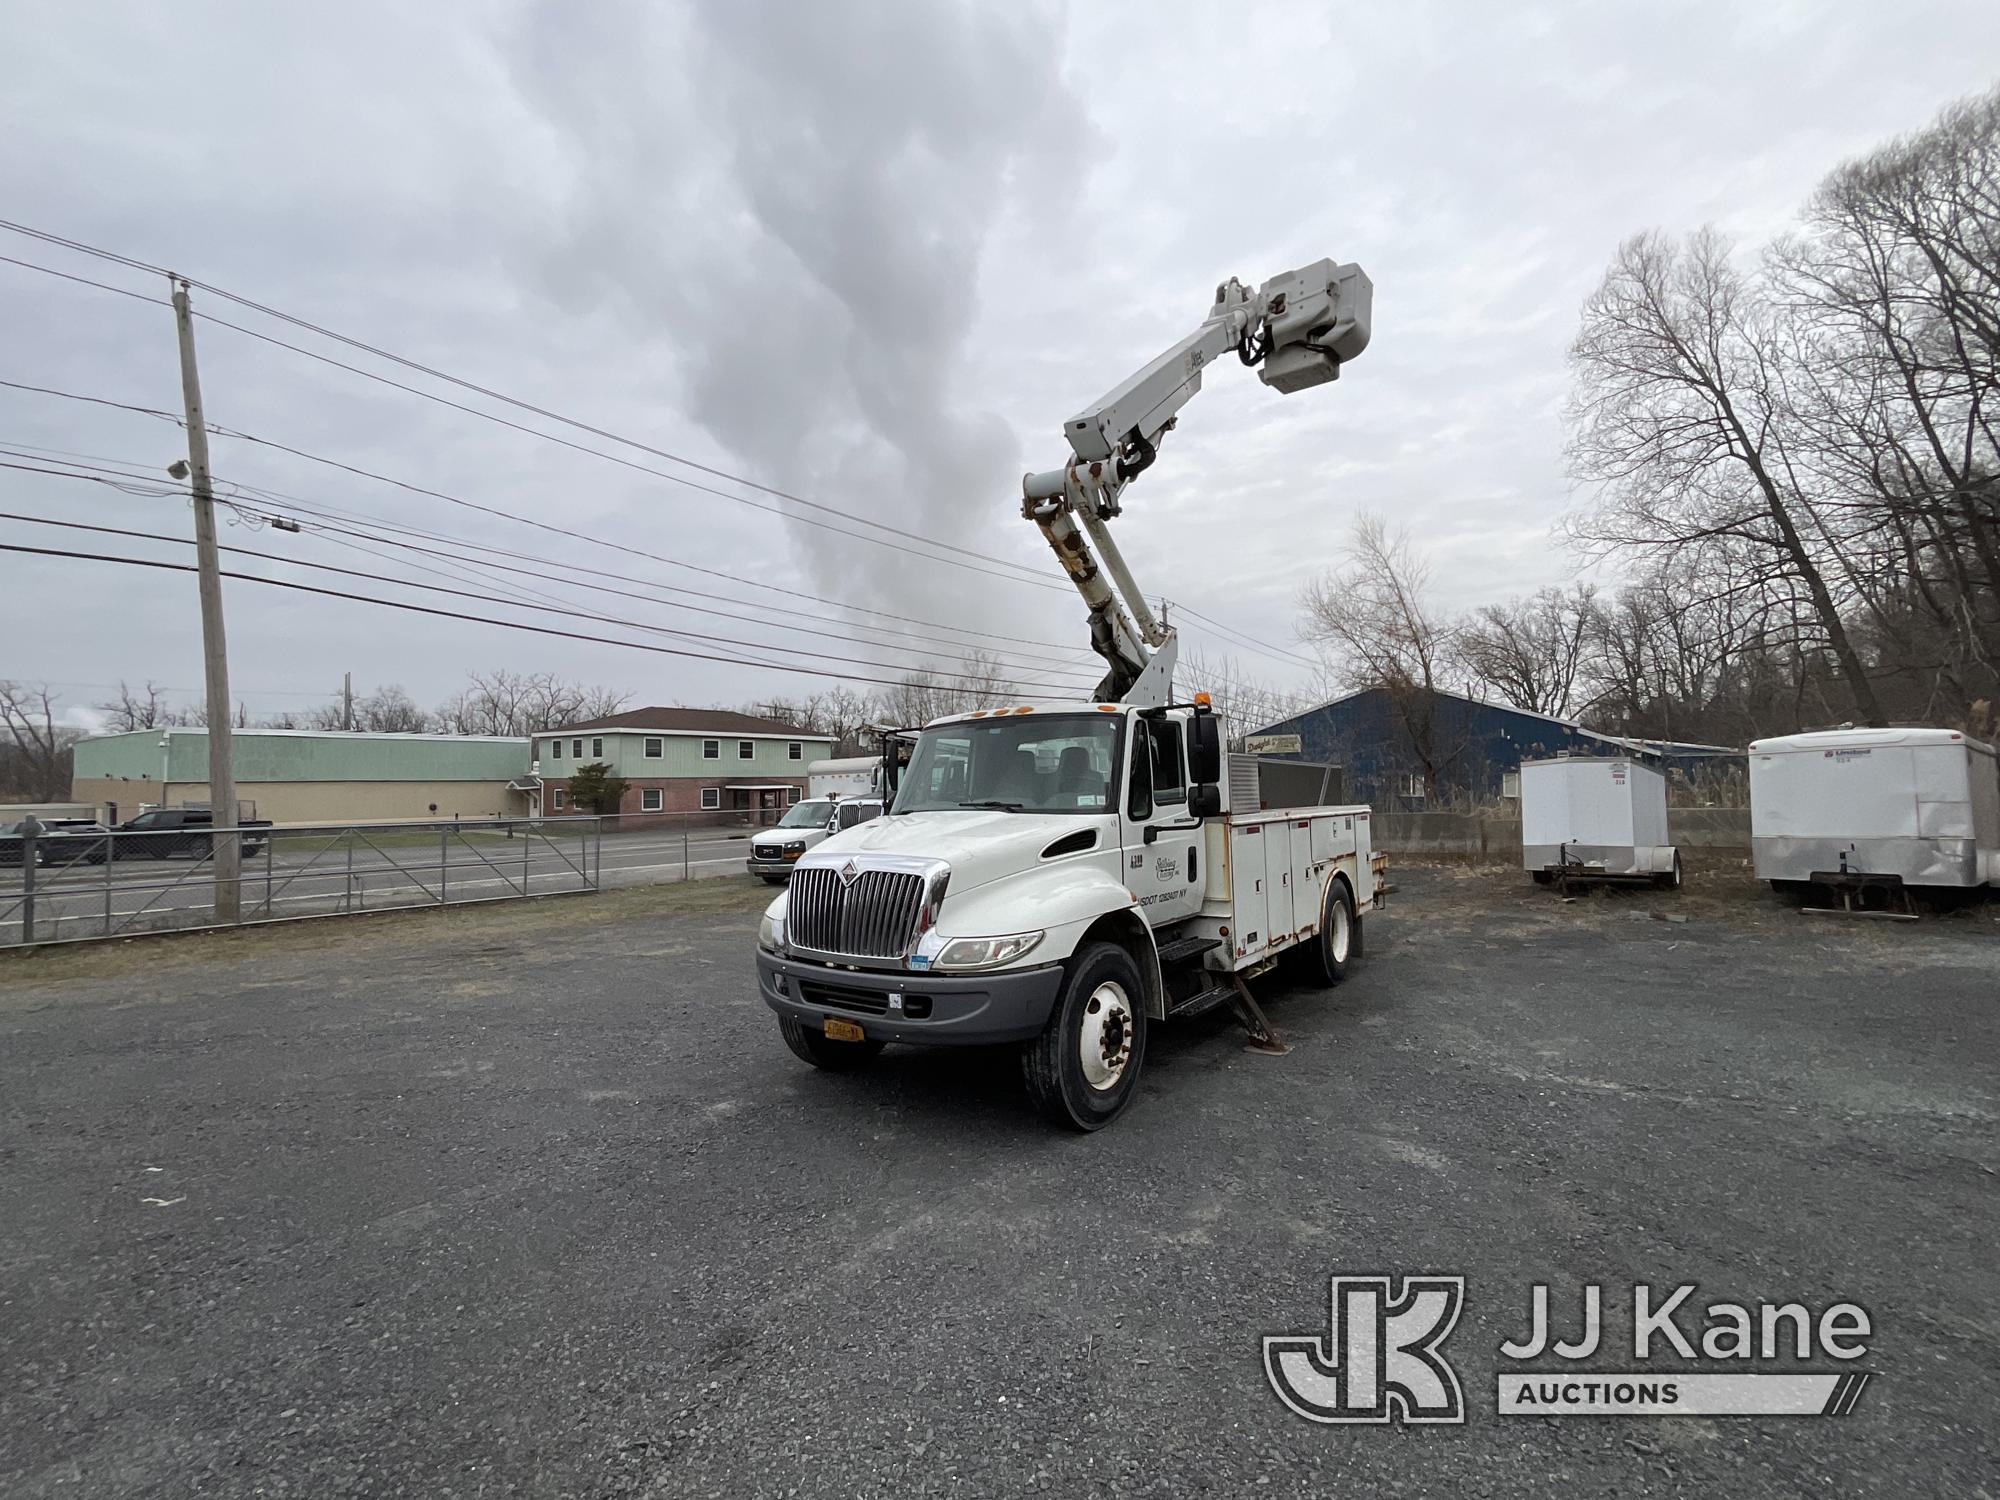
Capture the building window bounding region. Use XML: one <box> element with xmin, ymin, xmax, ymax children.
<box><xmin>644</xmin><ymin>737</ymin><xmax>664</xmax><ymax>759</ymax></box>
<box><xmin>549</xmin><ymin>739</ymin><xmax>563</xmax><ymax>760</ymax></box>
<box><xmin>788</xmin><ymin>742</ymin><xmax>802</xmax><ymax>760</ymax></box>
<box><xmin>641</xmin><ymin>788</ymin><xmax>663</xmax><ymax>812</ymax></box>
<box><xmin>703</xmin><ymin>739</ymin><xmax>719</xmax><ymax>760</ymax></box>
<box><xmin>738</xmin><ymin>740</ymin><xmax>754</xmax><ymax>759</ymax></box>
<box><xmin>699</xmin><ymin>787</ymin><xmax>720</xmax><ymax>810</ymax></box>
<box><xmin>1404</xmin><ymin>772</ymin><xmax>1426</xmax><ymax>800</ymax></box>
<box><xmin>788</xmin><ymin>786</ymin><xmax>802</xmax><ymax>803</ymax></box>
<box><xmin>572</xmin><ymin>738</ymin><xmax>583</xmax><ymax>758</ymax></box>
<box><xmin>592</xmin><ymin>737</ymin><xmax>603</xmax><ymax>759</ymax></box>
<box><xmin>551</xmin><ymin>787</ymin><xmax>566</xmax><ymax>810</ymax></box>
<box><xmin>1502</xmin><ymin>770</ymin><xmax>1521</xmax><ymax>799</ymax></box>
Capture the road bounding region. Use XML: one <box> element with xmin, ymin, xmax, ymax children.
<box><xmin>0</xmin><ymin>825</ymin><xmax>768</xmax><ymax>944</ymax></box>
<box><xmin>0</xmin><ymin>866</ymin><xmax>1993</xmax><ymax>1496</ymax></box>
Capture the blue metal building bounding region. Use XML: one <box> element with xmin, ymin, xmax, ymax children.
<box><xmin>1247</xmin><ymin>687</ymin><xmax>1740</xmax><ymax>809</ymax></box>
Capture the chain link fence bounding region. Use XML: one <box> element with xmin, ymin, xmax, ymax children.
<box><xmin>0</xmin><ymin>817</ymin><xmax>602</xmax><ymax>949</ymax></box>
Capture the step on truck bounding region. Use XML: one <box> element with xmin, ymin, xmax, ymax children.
<box><xmin>755</xmin><ymin>256</ymin><xmax>1377</xmax><ymax>1129</ymax></box>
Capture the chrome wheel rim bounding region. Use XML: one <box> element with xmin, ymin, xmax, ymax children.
<box><xmin>1078</xmin><ymin>981</ymin><xmax>1134</xmax><ymax>1090</ymax></box>
<box><xmin>1330</xmin><ymin>898</ymin><xmax>1351</xmax><ymax>964</ymax></box>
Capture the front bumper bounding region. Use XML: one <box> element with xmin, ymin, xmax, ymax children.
<box><xmin>745</xmin><ymin>856</ymin><xmax>798</xmax><ymax>877</ymax></box>
<box><xmin>756</xmin><ymin>950</ymin><xmax>1064</xmax><ymax>1046</ymax></box>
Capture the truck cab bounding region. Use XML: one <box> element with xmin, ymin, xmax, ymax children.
<box><xmin>755</xmin><ymin>700</ymin><xmax>1373</xmax><ymax>1129</ymax></box>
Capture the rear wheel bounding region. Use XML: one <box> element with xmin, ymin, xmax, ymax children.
<box><xmin>778</xmin><ymin>1015</ymin><xmax>885</xmax><ymax>1071</ymax></box>
<box><xmin>1022</xmin><ymin>941</ymin><xmax>1148</xmax><ymax>1131</ymax></box>
<box><xmin>1302</xmin><ymin>880</ymin><xmax>1359</xmax><ymax>987</ymax></box>
<box><xmin>760</xmin><ymin>874</ymin><xmax>787</xmax><ymax>885</ymax></box>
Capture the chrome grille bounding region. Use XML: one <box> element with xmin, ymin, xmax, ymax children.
<box><xmin>789</xmin><ymin>865</ymin><xmax>925</xmax><ymax>959</ymax></box>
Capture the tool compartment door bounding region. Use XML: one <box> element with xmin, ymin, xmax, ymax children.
<box><xmin>1227</xmin><ymin>821</ymin><xmax>1272</xmax><ymax>961</ymax></box>
<box><xmin>1289</xmin><ymin>818</ymin><xmax>1323</xmax><ymax>943</ymax></box>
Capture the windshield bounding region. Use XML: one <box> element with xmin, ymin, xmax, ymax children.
<box><xmin>893</xmin><ymin>713</ymin><xmax>1121</xmax><ymax>815</ymax></box>
<box><xmin>777</xmin><ymin>799</ymin><xmax>835</xmax><ymax>829</ymax></box>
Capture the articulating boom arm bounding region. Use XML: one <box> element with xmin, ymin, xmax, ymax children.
<box><xmin>1021</xmin><ymin>257</ymin><xmax>1371</xmax><ymax>706</ymax></box>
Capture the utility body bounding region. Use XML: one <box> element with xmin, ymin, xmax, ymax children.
<box><xmin>756</xmin><ymin>256</ymin><xmax>1377</xmax><ymax>1128</ymax></box>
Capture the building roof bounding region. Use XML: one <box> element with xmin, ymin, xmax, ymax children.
<box><xmin>544</xmin><ymin>707</ymin><xmax>820</xmax><ymax>737</ymax></box>
<box><xmin>1253</xmin><ymin>685</ymin><xmax>1740</xmax><ymax>758</ymax></box>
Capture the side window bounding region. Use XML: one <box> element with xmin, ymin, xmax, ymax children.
<box><xmin>571</xmin><ymin>738</ymin><xmax>583</xmax><ymax>758</ymax></box>
<box><xmin>1127</xmin><ymin>720</ymin><xmax>1155</xmax><ymax>822</ymax></box>
<box><xmin>787</xmin><ymin>787</ymin><xmax>802</xmax><ymax>804</ymax></box>
<box><xmin>838</xmin><ymin>803</ymin><xmax>862</xmax><ymax>829</ymax></box>
<box><xmin>640</xmin><ymin>788</ymin><xmax>663</xmax><ymax>812</ymax></box>
<box><xmin>788</xmin><ymin>742</ymin><xmax>802</xmax><ymax>760</ymax></box>
<box><xmin>699</xmin><ymin>787</ymin><xmax>721</xmax><ymax>810</ymax></box>
<box><xmin>1149</xmin><ymin>718</ymin><xmax>1186</xmax><ymax>806</ymax></box>
<box><xmin>551</xmin><ymin>787</ymin><xmax>566</xmax><ymax>810</ymax></box>
<box><xmin>738</xmin><ymin>740</ymin><xmax>754</xmax><ymax>760</ymax></box>
<box><xmin>592</xmin><ymin>737</ymin><xmax>604</xmax><ymax>759</ymax></box>
<box><xmin>702</xmin><ymin>739</ymin><xmax>719</xmax><ymax>760</ymax></box>
<box><xmin>855</xmin><ymin>802</ymin><xmax>882</xmax><ymax>824</ymax></box>
<box><xmin>550</xmin><ymin>739</ymin><xmax>563</xmax><ymax>761</ymax></box>
<box><xmin>644</xmin><ymin>738</ymin><xmax>664</xmax><ymax>759</ymax></box>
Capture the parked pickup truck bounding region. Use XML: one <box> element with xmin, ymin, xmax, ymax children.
<box><xmin>114</xmin><ymin>808</ymin><xmax>273</xmax><ymax>859</ymax></box>
<box><xmin>746</xmin><ymin>796</ymin><xmax>886</xmax><ymax>883</ymax></box>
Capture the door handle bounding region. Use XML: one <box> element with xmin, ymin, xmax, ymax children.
<box><xmin>1143</xmin><ymin>819</ymin><xmax>1202</xmax><ymax>845</ymax></box>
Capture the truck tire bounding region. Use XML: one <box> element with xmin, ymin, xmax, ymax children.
<box><xmin>778</xmin><ymin>1015</ymin><xmax>885</xmax><ymax>1071</ymax></box>
<box><xmin>760</xmin><ymin>874</ymin><xmax>788</xmax><ymax>885</ymax></box>
<box><xmin>1021</xmin><ymin>941</ymin><xmax>1148</xmax><ymax>1132</ymax></box>
<box><xmin>1303</xmin><ymin>879</ymin><xmax>1358</xmax><ymax>987</ymax></box>
<box><xmin>1653</xmin><ymin>852</ymin><xmax>1684</xmax><ymax>890</ymax></box>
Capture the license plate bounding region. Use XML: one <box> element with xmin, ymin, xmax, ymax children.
<box><xmin>822</xmin><ymin>1017</ymin><xmax>866</xmax><ymax>1043</ymax></box>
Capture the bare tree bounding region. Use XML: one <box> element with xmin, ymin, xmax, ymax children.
<box><xmin>1300</xmin><ymin>514</ymin><xmax>1469</xmax><ymax>799</ymax></box>
<box><xmin>94</xmin><ymin>680</ymin><xmax>171</xmax><ymax>732</ymax></box>
<box><xmin>0</xmin><ymin>682</ymin><xmax>82</xmax><ymax>802</ymax></box>
<box><xmin>878</xmin><ymin>650</ymin><xmax>1016</xmax><ymax>726</ymax></box>
<box><xmin>433</xmin><ymin>671</ymin><xmax>629</xmax><ymax>736</ymax></box>
<box><xmin>1176</xmin><ymin>648</ymin><xmax>1320</xmax><ymax>748</ymax></box>
<box><xmin>1457</xmin><ymin>584</ymin><xmax>1600</xmax><ymax>718</ymax></box>
<box><xmin>1566</xmin><ymin>227</ymin><xmax>1885</xmax><ymax>723</ymax></box>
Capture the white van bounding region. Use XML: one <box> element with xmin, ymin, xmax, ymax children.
<box><xmin>746</xmin><ymin>796</ymin><xmax>886</xmax><ymax>883</ymax></box>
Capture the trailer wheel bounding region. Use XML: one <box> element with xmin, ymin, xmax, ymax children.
<box><xmin>1022</xmin><ymin>942</ymin><xmax>1148</xmax><ymax>1132</ymax></box>
<box><xmin>1654</xmin><ymin>852</ymin><xmax>1684</xmax><ymax>890</ymax></box>
<box><xmin>1303</xmin><ymin>880</ymin><xmax>1358</xmax><ymax>987</ymax></box>
<box><xmin>778</xmin><ymin>1015</ymin><xmax>885</xmax><ymax>1071</ymax></box>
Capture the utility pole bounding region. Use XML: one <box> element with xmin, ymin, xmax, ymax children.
<box><xmin>170</xmin><ymin>277</ymin><xmax>241</xmax><ymax>922</ymax></box>
<box><xmin>342</xmin><ymin>671</ymin><xmax>353</xmax><ymax>731</ymax></box>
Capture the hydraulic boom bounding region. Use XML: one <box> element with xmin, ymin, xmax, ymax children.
<box><xmin>1021</xmin><ymin>258</ymin><xmax>1371</xmax><ymax>705</ymax></box>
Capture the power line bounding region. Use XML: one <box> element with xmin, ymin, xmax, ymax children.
<box><xmin>0</xmin><ymin>440</ymin><xmax>1104</xmax><ymax>680</ymax></box>
<box><xmin>0</xmin><ymin>539</ymin><xmax>1100</xmax><ymax>702</ymax></box>
<box><xmin>1166</xmin><ymin>597</ymin><xmax>1322</xmax><ymax>672</ymax></box>
<box><xmin>0</xmin><ymin>221</ymin><xmax>1066</xmax><ymax>593</ymax></box>
<box><xmin>0</xmin><ymin>512</ymin><xmax>1096</xmax><ymax>693</ymax></box>
<box><xmin>0</xmin><ymin>374</ymin><xmax>1085</xmax><ymax>650</ymax></box>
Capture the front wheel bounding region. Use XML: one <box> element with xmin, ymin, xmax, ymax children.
<box><xmin>1022</xmin><ymin>942</ymin><xmax>1148</xmax><ymax>1132</ymax></box>
<box><xmin>778</xmin><ymin>1015</ymin><xmax>885</xmax><ymax>1071</ymax></box>
<box><xmin>759</xmin><ymin>874</ymin><xmax>788</xmax><ymax>885</ymax></box>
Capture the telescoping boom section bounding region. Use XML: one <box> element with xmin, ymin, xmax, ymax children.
<box><xmin>1020</xmin><ymin>258</ymin><xmax>1371</xmax><ymax>705</ymax></box>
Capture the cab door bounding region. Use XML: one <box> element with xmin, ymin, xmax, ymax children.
<box><xmin>1122</xmin><ymin>715</ymin><xmax>1204</xmax><ymax>925</ymax></box>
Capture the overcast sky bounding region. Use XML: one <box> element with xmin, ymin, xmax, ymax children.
<box><xmin>3</xmin><ymin>1</ymin><xmax>1998</xmax><ymax>729</ymax></box>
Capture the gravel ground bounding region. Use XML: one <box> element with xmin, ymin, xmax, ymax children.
<box><xmin>1</xmin><ymin>865</ymin><xmax>1994</xmax><ymax>1497</ymax></box>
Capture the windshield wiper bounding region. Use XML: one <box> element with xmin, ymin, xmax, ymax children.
<box><xmin>957</xmin><ymin>800</ymin><xmax>1025</xmax><ymax>812</ymax></box>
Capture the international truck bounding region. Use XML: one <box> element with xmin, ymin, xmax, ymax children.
<box><xmin>756</xmin><ymin>257</ymin><xmax>1377</xmax><ymax>1129</ymax></box>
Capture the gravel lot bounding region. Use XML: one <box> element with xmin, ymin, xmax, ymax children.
<box><xmin>2</xmin><ymin>863</ymin><xmax>1994</xmax><ymax>1497</ymax></box>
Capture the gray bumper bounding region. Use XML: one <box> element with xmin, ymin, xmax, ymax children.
<box><xmin>757</xmin><ymin>950</ymin><xmax>1064</xmax><ymax>1046</ymax></box>
<box><xmin>745</xmin><ymin>857</ymin><xmax>797</xmax><ymax>877</ymax></box>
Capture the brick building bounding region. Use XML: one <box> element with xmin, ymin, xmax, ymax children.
<box><xmin>531</xmin><ymin>708</ymin><xmax>835</xmax><ymax>825</ymax></box>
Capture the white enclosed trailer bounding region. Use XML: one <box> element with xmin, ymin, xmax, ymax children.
<box><xmin>807</xmin><ymin>757</ymin><xmax>882</xmax><ymax>800</ymax></box>
<box><xmin>1749</xmin><ymin>728</ymin><xmax>2000</xmax><ymax>891</ymax></box>
<box><xmin>1520</xmin><ymin>755</ymin><xmax>1680</xmax><ymax>887</ymax></box>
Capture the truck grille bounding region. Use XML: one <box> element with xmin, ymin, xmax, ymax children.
<box><xmin>752</xmin><ymin>843</ymin><xmax>781</xmax><ymax>860</ymax></box>
<box><xmin>789</xmin><ymin>866</ymin><xmax>925</xmax><ymax>959</ymax></box>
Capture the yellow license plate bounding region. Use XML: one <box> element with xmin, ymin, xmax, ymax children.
<box><xmin>822</xmin><ymin>1017</ymin><xmax>866</xmax><ymax>1043</ymax></box>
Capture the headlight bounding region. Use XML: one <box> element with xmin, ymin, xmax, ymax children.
<box><xmin>783</xmin><ymin>840</ymin><xmax>806</xmax><ymax>856</ymax></box>
<box><xmin>931</xmin><ymin>930</ymin><xmax>1044</xmax><ymax>972</ymax></box>
<box><xmin>758</xmin><ymin>894</ymin><xmax>788</xmax><ymax>954</ymax></box>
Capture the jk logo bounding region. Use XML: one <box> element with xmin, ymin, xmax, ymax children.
<box><xmin>1264</xmin><ymin>1276</ymin><xmax>1466</xmax><ymax>1424</ymax></box>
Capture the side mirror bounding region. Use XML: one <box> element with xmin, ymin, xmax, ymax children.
<box><xmin>1188</xmin><ymin>782</ymin><xmax>1223</xmax><ymax>819</ymax></box>
<box><xmin>1187</xmin><ymin>711</ymin><xmax>1222</xmax><ymax>785</ymax></box>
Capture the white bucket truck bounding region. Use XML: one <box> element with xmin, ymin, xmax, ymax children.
<box><xmin>757</xmin><ymin>257</ymin><xmax>1378</xmax><ymax>1128</ymax></box>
